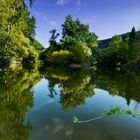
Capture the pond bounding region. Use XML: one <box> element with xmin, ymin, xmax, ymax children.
<box><xmin>0</xmin><ymin>66</ymin><xmax>140</xmax><ymax>140</ymax></box>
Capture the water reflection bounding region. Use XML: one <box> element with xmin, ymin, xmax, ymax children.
<box><xmin>95</xmin><ymin>69</ymin><xmax>140</xmax><ymax>105</ymax></box>
<box><xmin>0</xmin><ymin>67</ymin><xmax>42</xmax><ymax>140</ymax></box>
<box><xmin>41</xmin><ymin>66</ymin><xmax>140</xmax><ymax>111</ymax></box>
<box><xmin>41</xmin><ymin>67</ymin><xmax>96</xmax><ymax>111</ymax></box>
<box><xmin>0</xmin><ymin>66</ymin><xmax>140</xmax><ymax>140</ymax></box>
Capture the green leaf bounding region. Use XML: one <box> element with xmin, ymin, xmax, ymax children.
<box><xmin>73</xmin><ymin>116</ymin><xmax>79</xmax><ymax>124</ymax></box>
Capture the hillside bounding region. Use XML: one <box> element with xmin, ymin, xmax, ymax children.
<box><xmin>98</xmin><ymin>32</ymin><xmax>131</xmax><ymax>48</ymax></box>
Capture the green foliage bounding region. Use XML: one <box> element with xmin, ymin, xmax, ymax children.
<box><xmin>61</xmin><ymin>15</ymin><xmax>98</xmax><ymax>47</ymax></box>
<box><xmin>41</xmin><ymin>15</ymin><xmax>140</xmax><ymax>67</ymax></box>
<box><xmin>0</xmin><ymin>0</ymin><xmax>41</xmax><ymax>64</ymax></box>
<box><xmin>0</xmin><ymin>67</ymin><xmax>41</xmax><ymax>140</ymax></box>
<box><xmin>94</xmin><ymin>69</ymin><xmax>140</xmax><ymax>104</ymax></box>
<box><xmin>129</xmin><ymin>27</ymin><xmax>136</xmax><ymax>46</ymax></box>
<box><xmin>73</xmin><ymin>106</ymin><xmax>140</xmax><ymax>125</ymax></box>
<box><xmin>49</xmin><ymin>29</ymin><xmax>60</xmax><ymax>45</ymax></box>
<box><xmin>40</xmin><ymin>66</ymin><xmax>96</xmax><ymax>112</ymax></box>
<box><xmin>127</xmin><ymin>28</ymin><xmax>140</xmax><ymax>66</ymax></box>
<box><xmin>32</xmin><ymin>40</ymin><xmax>44</xmax><ymax>51</ymax></box>
<box><xmin>73</xmin><ymin>116</ymin><xmax>79</xmax><ymax>124</ymax></box>
<box><xmin>40</xmin><ymin>65</ymin><xmax>140</xmax><ymax>112</ymax></box>
<box><xmin>103</xmin><ymin>106</ymin><xmax>140</xmax><ymax>119</ymax></box>
<box><xmin>103</xmin><ymin>106</ymin><xmax>125</xmax><ymax>117</ymax></box>
<box><xmin>97</xmin><ymin>27</ymin><xmax>140</xmax><ymax>68</ymax></box>
<box><xmin>61</xmin><ymin>15</ymin><xmax>98</xmax><ymax>57</ymax></box>
<box><xmin>109</xmin><ymin>36</ymin><xmax>123</xmax><ymax>51</ymax></box>
<box><xmin>41</xmin><ymin>15</ymin><xmax>98</xmax><ymax>65</ymax></box>
<box><xmin>99</xmin><ymin>35</ymin><xmax>129</xmax><ymax>66</ymax></box>
<box><xmin>51</xmin><ymin>50</ymin><xmax>73</xmax><ymax>64</ymax></box>
<box><xmin>128</xmin><ymin>27</ymin><xmax>136</xmax><ymax>58</ymax></box>
<box><xmin>69</xmin><ymin>41</ymin><xmax>92</xmax><ymax>64</ymax></box>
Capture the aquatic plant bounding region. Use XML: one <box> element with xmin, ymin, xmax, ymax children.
<box><xmin>73</xmin><ymin>116</ymin><xmax>79</xmax><ymax>124</ymax></box>
<box><xmin>73</xmin><ymin>106</ymin><xmax>140</xmax><ymax>124</ymax></box>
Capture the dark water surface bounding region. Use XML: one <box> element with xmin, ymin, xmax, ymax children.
<box><xmin>0</xmin><ymin>66</ymin><xmax>140</xmax><ymax>140</ymax></box>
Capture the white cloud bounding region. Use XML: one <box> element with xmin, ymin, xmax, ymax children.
<box><xmin>56</xmin><ymin>0</ymin><xmax>82</xmax><ymax>5</ymax></box>
<box><xmin>49</xmin><ymin>21</ymin><xmax>57</xmax><ymax>26</ymax></box>
<box><xmin>32</xmin><ymin>10</ymin><xmax>48</xmax><ymax>22</ymax></box>
<box><xmin>56</xmin><ymin>0</ymin><xmax>66</xmax><ymax>5</ymax></box>
<box><xmin>76</xmin><ymin>0</ymin><xmax>81</xmax><ymax>5</ymax></box>
<box><xmin>33</xmin><ymin>11</ymin><xmax>41</xmax><ymax>17</ymax></box>
<box><xmin>84</xmin><ymin>13</ymin><xmax>99</xmax><ymax>25</ymax></box>
<box><xmin>42</xmin><ymin>15</ymin><xmax>48</xmax><ymax>22</ymax></box>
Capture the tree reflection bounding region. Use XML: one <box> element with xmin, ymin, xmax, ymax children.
<box><xmin>0</xmin><ymin>65</ymin><xmax>140</xmax><ymax>139</ymax></box>
<box><xmin>94</xmin><ymin>69</ymin><xmax>140</xmax><ymax>105</ymax></box>
<box><xmin>41</xmin><ymin>66</ymin><xmax>140</xmax><ymax>112</ymax></box>
<box><xmin>0</xmin><ymin>67</ymin><xmax>41</xmax><ymax>140</ymax></box>
<box><xmin>41</xmin><ymin>67</ymin><xmax>96</xmax><ymax>111</ymax></box>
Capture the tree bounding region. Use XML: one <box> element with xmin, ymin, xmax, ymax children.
<box><xmin>109</xmin><ymin>35</ymin><xmax>123</xmax><ymax>51</ymax></box>
<box><xmin>42</xmin><ymin>15</ymin><xmax>98</xmax><ymax>65</ymax></box>
<box><xmin>100</xmin><ymin>35</ymin><xmax>129</xmax><ymax>66</ymax></box>
<box><xmin>61</xmin><ymin>15</ymin><xmax>98</xmax><ymax>48</ymax></box>
<box><xmin>62</xmin><ymin>15</ymin><xmax>74</xmax><ymax>38</ymax></box>
<box><xmin>0</xmin><ymin>0</ymin><xmax>41</xmax><ymax>64</ymax></box>
<box><xmin>129</xmin><ymin>27</ymin><xmax>136</xmax><ymax>44</ymax></box>
<box><xmin>128</xmin><ymin>27</ymin><xmax>136</xmax><ymax>58</ymax></box>
<box><xmin>49</xmin><ymin>29</ymin><xmax>60</xmax><ymax>45</ymax></box>
<box><xmin>29</xmin><ymin>0</ymin><xmax>35</xmax><ymax>6</ymax></box>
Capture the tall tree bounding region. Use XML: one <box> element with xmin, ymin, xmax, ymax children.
<box><xmin>62</xmin><ymin>15</ymin><xmax>73</xmax><ymax>38</ymax></box>
<box><xmin>109</xmin><ymin>35</ymin><xmax>123</xmax><ymax>51</ymax></box>
<box><xmin>128</xmin><ymin>27</ymin><xmax>136</xmax><ymax>58</ymax></box>
<box><xmin>0</xmin><ymin>0</ymin><xmax>39</xmax><ymax>64</ymax></box>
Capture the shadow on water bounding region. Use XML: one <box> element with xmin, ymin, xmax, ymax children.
<box><xmin>0</xmin><ymin>65</ymin><xmax>140</xmax><ymax>139</ymax></box>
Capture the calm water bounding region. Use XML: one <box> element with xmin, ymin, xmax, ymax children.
<box><xmin>0</xmin><ymin>66</ymin><xmax>140</xmax><ymax>140</ymax></box>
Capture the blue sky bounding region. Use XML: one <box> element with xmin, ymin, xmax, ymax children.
<box><xmin>29</xmin><ymin>0</ymin><xmax>140</xmax><ymax>48</ymax></box>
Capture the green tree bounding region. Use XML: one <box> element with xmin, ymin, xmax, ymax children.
<box><xmin>109</xmin><ymin>35</ymin><xmax>123</xmax><ymax>51</ymax></box>
<box><xmin>62</xmin><ymin>15</ymin><xmax>74</xmax><ymax>38</ymax></box>
<box><xmin>49</xmin><ymin>29</ymin><xmax>60</xmax><ymax>45</ymax></box>
<box><xmin>42</xmin><ymin>15</ymin><xmax>98</xmax><ymax>65</ymax></box>
<box><xmin>61</xmin><ymin>15</ymin><xmax>98</xmax><ymax>48</ymax></box>
<box><xmin>128</xmin><ymin>27</ymin><xmax>136</xmax><ymax>58</ymax></box>
<box><xmin>0</xmin><ymin>0</ymin><xmax>41</xmax><ymax>65</ymax></box>
<box><xmin>129</xmin><ymin>27</ymin><xmax>136</xmax><ymax>44</ymax></box>
<box><xmin>100</xmin><ymin>35</ymin><xmax>129</xmax><ymax>66</ymax></box>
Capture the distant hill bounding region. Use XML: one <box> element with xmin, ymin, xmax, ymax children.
<box><xmin>98</xmin><ymin>32</ymin><xmax>131</xmax><ymax>48</ymax></box>
<box><xmin>98</xmin><ymin>38</ymin><xmax>111</xmax><ymax>48</ymax></box>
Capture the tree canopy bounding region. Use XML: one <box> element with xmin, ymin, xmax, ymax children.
<box><xmin>0</xmin><ymin>0</ymin><xmax>43</xmax><ymax>65</ymax></box>
<box><xmin>41</xmin><ymin>15</ymin><xmax>98</xmax><ymax>65</ymax></box>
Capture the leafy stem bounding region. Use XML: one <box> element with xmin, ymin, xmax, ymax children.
<box><xmin>73</xmin><ymin>106</ymin><xmax>140</xmax><ymax>124</ymax></box>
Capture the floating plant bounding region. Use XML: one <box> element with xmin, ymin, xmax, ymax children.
<box><xmin>73</xmin><ymin>106</ymin><xmax>140</xmax><ymax>124</ymax></box>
